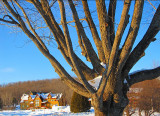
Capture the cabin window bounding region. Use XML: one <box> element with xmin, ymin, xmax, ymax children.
<box><xmin>35</xmin><ymin>100</ymin><xmax>39</xmax><ymax>107</ymax></box>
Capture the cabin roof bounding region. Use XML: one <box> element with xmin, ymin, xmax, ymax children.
<box><xmin>21</xmin><ymin>92</ymin><xmax>62</xmax><ymax>103</ymax></box>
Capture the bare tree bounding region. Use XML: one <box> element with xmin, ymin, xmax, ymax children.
<box><xmin>0</xmin><ymin>0</ymin><xmax>160</xmax><ymax>115</ymax></box>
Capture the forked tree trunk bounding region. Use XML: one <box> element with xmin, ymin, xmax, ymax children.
<box><xmin>95</xmin><ymin>109</ymin><xmax>107</xmax><ymax>116</ymax></box>
<box><xmin>94</xmin><ymin>107</ymin><xmax>125</xmax><ymax>116</ymax></box>
<box><xmin>92</xmin><ymin>75</ymin><xmax>128</xmax><ymax>116</ymax></box>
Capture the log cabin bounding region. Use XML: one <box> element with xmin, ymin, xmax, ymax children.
<box><xmin>20</xmin><ymin>92</ymin><xmax>62</xmax><ymax>110</ymax></box>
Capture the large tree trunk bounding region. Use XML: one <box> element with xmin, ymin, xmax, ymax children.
<box><xmin>95</xmin><ymin>109</ymin><xmax>107</xmax><ymax>116</ymax></box>
<box><xmin>92</xmin><ymin>74</ymin><xmax>129</xmax><ymax>116</ymax></box>
<box><xmin>94</xmin><ymin>105</ymin><xmax>126</xmax><ymax>116</ymax></box>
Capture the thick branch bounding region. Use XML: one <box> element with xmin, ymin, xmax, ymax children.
<box><xmin>82</xmin><ymin>0</ymin><xmax>105</xmax><ymax>63</ymax></box>
<box><xmin>107</xmin><ymin>0</ymin><xmax>131</xmax><ymax>76</ymax></box>
<box><xmin>96</xmin><ymin>0</ymin><xmax>111</xmax><ymax>64</ymax></box>
<box><xmin>32</xmin><ymin>0</ymin><xmax>97</xmax><ymax>80</ymax></box>
<box><xmin>32</xmin><ymin>0</ymin><xmax>69</xmax><ymax>58</ymax></box>
<box><xmin>122</xmin><ymin>5</ymin><xmax>160</xmax><ymax>77</ymax></box>
<box><xmin>68</xmin><ymin>0</ymin><xmax>102</xmax><ymax>72</ymax></box>
<box><xmin>117</xmin><ymin>0</ymin><xmax>144</xmax><ymax>71</ymax></box>
<box><xmin>2</xmin><ymin>0</ymin><xmax>90</xmax><ymax>98</ymax></box>
<box><xmin>13</xmin><ymin>0</ymin><xmax>49</xmax><ymax>52</ymax></box>
<box><xmin>108</xmin><ymin>0</ymin><xmax>117</xmax><ymax>46</ymax></box>
<box><xmin>97</xmin><ymin>65</ymin><xmax>113</xmax><ymax>98</ymax></box>
<box><xmin>128</xmin><ymin>67</ymin><xmax>160</xmax><ymax>86</ymax></box>
<box><xmin>58</xmin><ymin>0</ymin><xmax>96</xmax><ymax>94</ymax></box>
<box><xmin>40</xmin><ymin>0</ymin><xmax>69</xmax><ymax>55</ymax></box>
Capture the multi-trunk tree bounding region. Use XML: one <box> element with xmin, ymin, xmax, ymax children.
<box><xmin>0</xmin><ymin>0</ymin><xmax>160</xmax><ymax>115</ymax></box>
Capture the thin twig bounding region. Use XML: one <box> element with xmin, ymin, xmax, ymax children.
<box><xmin>148</xmin><ymin>0</ymin><xmax>156</xmax><ymax>10</ymax></box>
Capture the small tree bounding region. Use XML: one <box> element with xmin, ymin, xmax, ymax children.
<box><xmin>59</xmin><ymin>93</ymin><xmax>67</xmax><ymax>106</ymax></box>
<box><xmin>0</xmin><ymin>97</ymin><xmax>3</xmax><ymax>110</ymax></box>
<box><xmin>12</xmin><ymin>97</ymin><xmax>18</xmax><ymax>107</ymax></box>
<box><xmin>70</xmin><ymin>92</ymin><xmax>90</xmax><ymax>113</ymax></box>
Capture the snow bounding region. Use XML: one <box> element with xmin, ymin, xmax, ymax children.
<box><xmin>50</xmin><ymin>93</ymin><xmax>62</xmax><ymax>99</ymax></box>
<box><xmin>30</xmin><ymin>95</ymin><xmax>36</xmax><ymax>99</ymax></box>
<box><xmin>20</xmin><ymin>94</ymin><xmax>29</xmax><ymax>103</ymax></box>
<box><xmin>88</xmin><ymin>76</ymin><xmax>102</xmax><ymax>90</ymax></box>
<box><xmin>88</xmin><ymin>67</ymin><xmax>153</xmax><ymax>90</ymax></box>
<box><xmin>40</xmin><ymin>94</ymin><xmax>48</xmax><ymax>99</ymax></box>
<box><xmin>123</xmin><ymin>110</ymin><xmax>160</xmax><ymax>116</ymax></box>
<box><xmin>0</xmin><ymin>106</ymin><xmax>160</xmax><ymax>116</ymax></box>
<box><xmin>20</xmin><ymin>92</ymin><xmax>62</xmax><ymax>103</ymax></box>
<box><xmin>129</xmin><ymin>68</ymin><xmax>150</xmax><ymax>76</ymax></box>
<box><xmin>124</xmin><ymin>78</ymin><xmax>127</xmax><ymax>84</ymax></box>
<box><xmin>100</xmin><ymin>62</ymin><xmax>106</xmax><ymax>68</ymax></box>
<box><xmin>0</xmin><ymin>106</ymin><xmax>95</xmax><ymax>116</ymax></box>
<box><xmin>128</xmin><ymin>88</ymin><xmax>143</xmax><ymax>93</ymax></box>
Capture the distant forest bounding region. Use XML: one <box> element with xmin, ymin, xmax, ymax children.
<box><xmin>0</xmin><ymin>78</ymin><xmax>160</xmax><ymax>114</ymax></box>
<box><xmin>0</xmin><ymin>79</ymin><xmax>73</xmax><ymax>110</ymax></box>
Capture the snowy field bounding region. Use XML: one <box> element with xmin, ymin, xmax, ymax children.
<box><xmin>0</xmin><ymin>106</ymin><xmax>94</xmax><ymax>116</ymax></box>
<box><xmin>0</xmin><ymin>106</ymin><xmax>160</xmax><ymax>116</ymax></box>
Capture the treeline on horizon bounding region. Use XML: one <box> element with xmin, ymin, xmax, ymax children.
<box><xmin>125</xmin><ymin>78</ymin><xmax>160</xmax><ymax>115</ymax></box>
<box><xmin>0</xmin><ymin>78</ymin><xmax>160</xmax><ymax>113</ymax></box>
<box><xmin>0</xmin><ymin>78</ymin><xmax>73</xmax><ymax>110</ymax></box>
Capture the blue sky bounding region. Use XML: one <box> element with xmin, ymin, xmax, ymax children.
<box><xmin>0</xmin><ymin>1</ymin><xmax>160</xmax><ymax>85</ymax></box>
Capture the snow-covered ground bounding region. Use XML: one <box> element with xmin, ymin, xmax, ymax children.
<box><xmin>0</xmin><ymin>106</ymin><xmax>160</xmax><ymax>116</ymax></box>
<box><xmin>0</xmin><ymin>106</ymin><xmax>94</xmax><ymax>116</ymax></box>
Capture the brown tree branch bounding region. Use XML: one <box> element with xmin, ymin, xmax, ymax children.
<box><xmin>82</xmin><ymin>0</ymin><xmax>105</xmax><ymax>63</ymax></box>
<box><xmin>2</xmin><ymin>0</ymin><xmax>91</xmax><ymax>98</ymax></box>
<box><xmin>122</xmin><ymin>5</ymin><xmax>160</xmax><ymax>78</ymax></box>
<box><xmin>148</xmin><ymin>0</ymin><xmax>156</xmax><ymax>10</ymax></box>
<box><xmin>107</xmin><ymin>0</ymin><xmax>131</xmax><ymax>76</ymax></box>
<box><xmin>40</xmin><ymin>0</ymin><xmax>69</xmax><ymax>55</ymax></box>
<box><xmin>97</xmin><ymin>65</ymin><xmax>113</xmax><ymax>98</ymax></box>
<box><xmin>96</xmin><ymin>0</ymin><xmax>111</xmax><ymax>64</ymax></box>
<box><xmin>117</xmin><ymin>0</ymin><xmax>144</xmax><ymax>71</ymax></box>
<box><xmin>108</xmin><ymin>0</ymin><xmax>117</xmax><ymax>46</ymax></box>
<box><xmin>0</xmin><ymin>15</ymin><xmax>20</xmax><ymax>26</ymax></box>
<box><xmin>32</xmin><ymin>0</ymin><xmax>69</xmax><ymax>57</ymax></box>
<box><xmin>59</xmin><ymin>18</ymin><xmax>86</xmax><ymax>25</ymax></box>
<box><xmin>32</xmin><ymin>0</ymin><xmax>98</xmax><ymax>80</ymax></box>
<box><xmin>128</xmin><ymin>67</ymin><xmax>160</xmax><ymax>86</ymax></box>
<box><xmin>58</xmin><ymin>0</ymin><xmax>96</xmax><ymax>93</ymax></box>
<box><xmin>68</xmin><ymin>0</ymin><xmax>102</xmax><ymax>73</ymax></box>
<box><xmin>13</xmin><ymin>0</ymin><xmax>49</xmax><ymax>52</ymax></box>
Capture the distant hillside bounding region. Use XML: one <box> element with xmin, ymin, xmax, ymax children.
<box><xmin>0</xmin><ymin>79</ymin><xmax>73</xmax><ymax>109</ymax></box>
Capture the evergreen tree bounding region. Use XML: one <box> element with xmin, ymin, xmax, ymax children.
<box><xmin>70</xmin><ymin>92</ymin><xmax>91</xmax><ymax>113</ymax></box>
<box><xmin>0</xmin><ymin>97</ymin><xmax>3</xmax><ymax>109</ymax></box>
<box><xmin>12</xmin><ymin>97</ymin><xmax>18</xmax><ymax>107</ymax></box>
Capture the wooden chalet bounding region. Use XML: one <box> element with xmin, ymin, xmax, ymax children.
<box><xmin>20</xmin><ymin>92</ymin><xmax>62</xmax><ymax>110</ymax></box>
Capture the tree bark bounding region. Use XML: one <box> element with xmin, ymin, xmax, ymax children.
<box><xmin>95</xmin><ymin>109</ymin><xmax>107</xmax><ymax>116</ymax></box>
